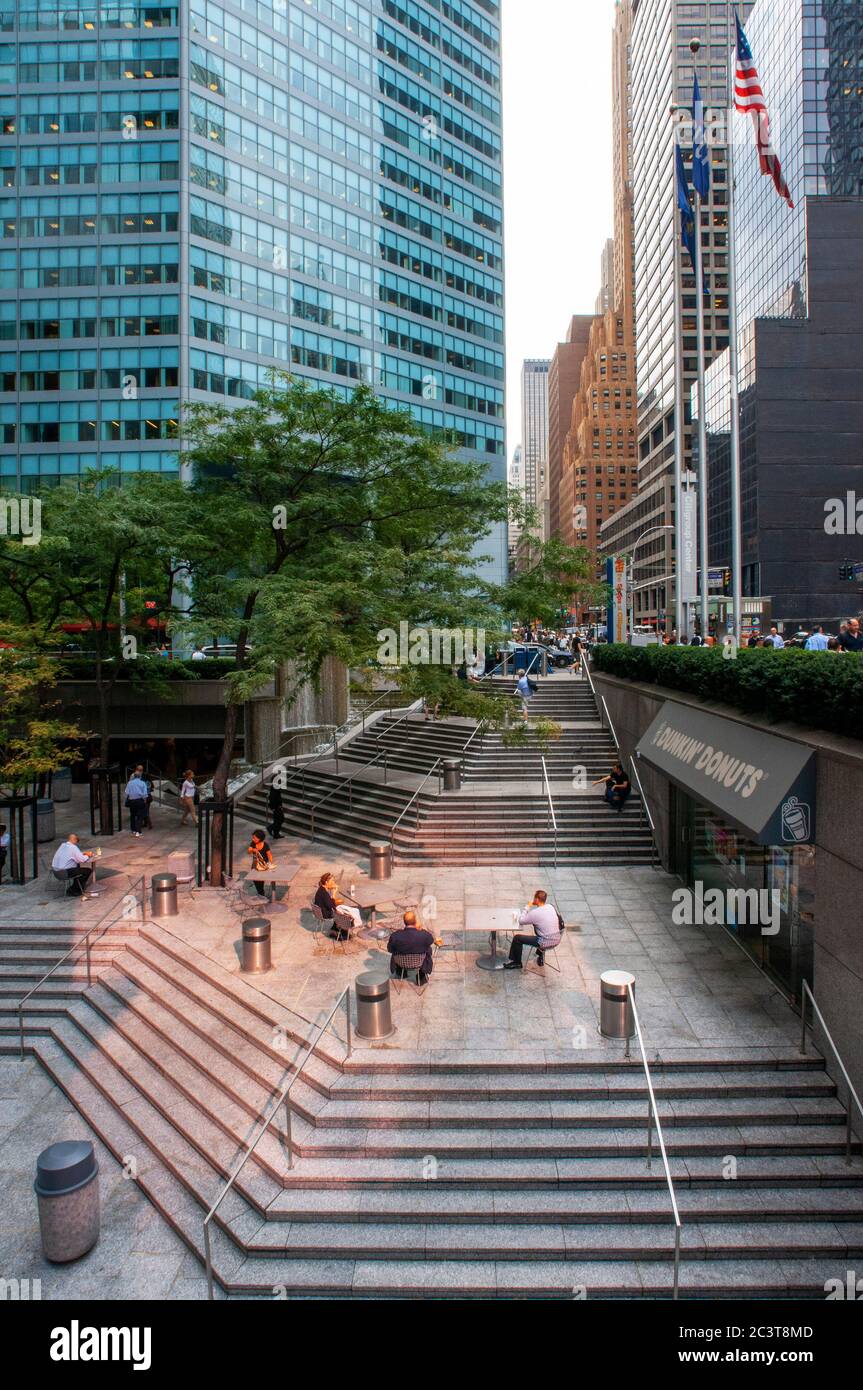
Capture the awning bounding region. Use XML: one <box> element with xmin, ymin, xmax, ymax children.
<box><xmin>636</xmin><ymin>701</ymin><xmax>816</xmax><ymax>845</ymax></box>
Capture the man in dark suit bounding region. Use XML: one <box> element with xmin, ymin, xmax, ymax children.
<box><xmin>387</xmin><ymin>910</ymin><xmax>437</xmax><ymax>985</ymax></box>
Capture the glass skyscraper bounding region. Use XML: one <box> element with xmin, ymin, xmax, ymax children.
<box><xmin>0</xmin><ymin>0</ymin><xmax>506</xmax><ymax>572</ymax></box>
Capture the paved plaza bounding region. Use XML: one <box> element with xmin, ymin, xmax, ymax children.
<box><xmin>0</xmin><ymin>790</ymin><xmax>804</xmax><ymax>1299</ymax></box>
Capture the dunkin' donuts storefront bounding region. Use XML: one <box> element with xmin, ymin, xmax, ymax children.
<box><xmin>636</xmin><ymin>702</ymin><xmax>817</xmax><ymax>1000</ymax></box>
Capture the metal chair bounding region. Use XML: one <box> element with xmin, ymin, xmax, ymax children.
<box><xmin>525</xmin><ymin>936</ymin><xmax>562</xmax><ymax>975</ymax></box>
<box><xmin>310</xmin><ymin>902</ymin><xmax>335</xmax><ymax>954</ymax></box>
<box><xmin>390</xmin><ymin>951</ymin><xmax>431</xmax><ymax>994</ymax></box>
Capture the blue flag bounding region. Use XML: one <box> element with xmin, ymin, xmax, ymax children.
<box><xmin>676</xmin><ymin>142</ymin><xmax>697</xmax><ymax>275</ymax></box>
<box><xmin>692</xmin><ymin>75</ymin><xmax>710</xmax><ymax>199</ymax></box>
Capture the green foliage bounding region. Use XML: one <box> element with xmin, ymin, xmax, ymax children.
<box><xmin>0</xmin><ymin>627</ymin><xmax>86</xmax><ymax>792</ymax></box>
<box><xmin>590</xmin><ymin>643</ymin><xmax>863</xmax><ymax>738</ymax></box>
<box><xmin>501</xmin><ymin>536</ymin><xmax>607</xmax><ymax>627</ymax></box>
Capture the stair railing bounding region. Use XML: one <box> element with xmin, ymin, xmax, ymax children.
<box><xmin>585</xmin><ymin>662</ymin><xmax>660</xmax><ymax>870</ymax></box>
<box><xmin>203</xmin><ymin>987</ymin><xmax>352</xmax><ymax>1300</ymax></box>
<box><xmin>17</xmin><ymin>874</ymin><xmax>147</xmax><ymax>1058</ymax></box>
<box><xmin>541</xmin><ymin>755</ymin><xmax>558</xmax><ymax>869</ymax></box>
<box><xmin>800</xmin><ymin>980</ymin><xmax>863</xmax><ymax>1163</ymax></box>
<box><xmin>624</xmin><ymin>981</ymin><xmax>682</xmax><ymax>1300</ymax></box>
<box><xmin>260</xmin><ymin>699</ymin><xmax>423</xmax><ymax>804</ymax></box>
<box><xmin>388</xmin><ymin>757</ymin><xmax>445</xmax><ymax>852</ymax></box>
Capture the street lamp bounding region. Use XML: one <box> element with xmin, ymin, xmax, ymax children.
<box><xmin>628</xmin><ymin>525</ymin><xmax>675</xmax><ymax>639</ymax></box>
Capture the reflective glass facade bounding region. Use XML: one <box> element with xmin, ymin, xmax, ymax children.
<box><xmin>0</xmin><ymin>0</ymin><xmax>506</xmax><ymax>574</ymax></box>
<box><xmin>700</xmin><ymin>0</ymin><xmax>863</xmax><ymax>612</ymax></box>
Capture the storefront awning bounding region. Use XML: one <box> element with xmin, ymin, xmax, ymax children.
<box><xmin>636</xmin><ymin>701</ymin><xmax>816</xmax><ymax>845</ymax></box>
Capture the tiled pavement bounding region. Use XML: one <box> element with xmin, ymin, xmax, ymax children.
<box><xmin>0</xmin><ymin>789</ymin><xmax>805</xmax><ymax>1300</ymax></box>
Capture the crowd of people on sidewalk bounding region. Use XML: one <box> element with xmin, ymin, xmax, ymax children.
<box><xmin>658</xmin><ymin>616</ymin><xmax>863</xmax><ymax>651</ymax></box>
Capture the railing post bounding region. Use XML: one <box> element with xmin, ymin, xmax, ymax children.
<box><xmin>384</xmin><ymin>752</ymin><xmax>388</xmax><ymax>785</ymax></box>
<box><xmin>646</xmin><ymin>1099</ymin><xmax>653</xmax><ymax>1169</ymax></box>
<box><xmin>800</xmin><ymin>986</ymin><xmax>808</xmax><ymax>1056</ymax></box>
<box><xmin>345</xmin><ymin>989</ymin><xmax>352</xmax><ymax>1059</ymax></box>
<box><xmin>204</xmin><ymin>1219</ymin><xmax>214</xmax><ymax>1302</ymax></box>
<box><xmin>334</xmin><ymin>734</ymin><xmax>339</xmax><ymax>776</ymax></box>
<box><xmin>18</xmin><ymin>1004</ymin><xmax>24</xmax><ymax>1060</ymax></box>
<box><xmin>673</xmin><ymin>1225</ymin><xmax>681</xmax><ymax>1301</ymax></box>
<box><xmin>284</xmin><ymin>1098</ymin><xmax>294</xmax><ymax>1170</ymax></box>
<box><xmin>86</xmin><ymin>936</ymin><xmax>91</xmax><ymax>987</ymax></box>
<box><xmin>847</xmin><ymin>1093</ymin><xmax>853</xmax><ymax>1166</ymax></box>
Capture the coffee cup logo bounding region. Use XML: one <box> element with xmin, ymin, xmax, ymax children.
<box><xmin>781</xmin><ymin>796</ymin><xmax>810</xmax><ymax>843</ymax></box>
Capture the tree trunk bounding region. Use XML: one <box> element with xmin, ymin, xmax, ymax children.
<box><xmin>208</xmin><ymin>700</ymin><xmax>239</xmax><ymax>886</ymax></box>
<box><xmin>94</xmin><ymin>657</ymin><xmax>114</xmax><ymax>832</ymax></box>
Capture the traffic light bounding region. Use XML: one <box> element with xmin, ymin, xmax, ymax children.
<box><xmin>839</xmin><ymin>564</ymin><xmax>855</xmax><ymax>582</ymax></box>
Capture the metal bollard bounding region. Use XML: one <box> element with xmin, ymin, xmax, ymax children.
<box><xmin>35</xmin><ymin>1140</ymin><xmax>100</xmax><ymax>1263</ymax></box>
<box><xmin>369</xmin><ymin>842</ymin><xmax>392</xmax><ymax>881</ymax></box>
<box><xmin>36</xmin><ymin>799</ymin><xmax>56</xmax><ymax>843</ymax></box>
<box><xmin>355</xmin><ymin>973</ymin><xmax>396</xmax><ymax>1041</ymax></box>
<box><xmin>151</xmin><ymin>872</ymin><xmax>178</xmax><ymax>917</ymax></box>
<box><xmin>241</xmin><ymin>917</ymin><xmax>272</xmax><ymax>973</ymax></box>
<box><xmin>600</xmin><ymin>970</ymin><xmax>636</xmax><ymax>1040</ymax></box>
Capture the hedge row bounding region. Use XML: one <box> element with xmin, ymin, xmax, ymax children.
<box><xmin>590</xmin><ymin>644</ymin><xmax>863</xmax><ymax>739</ymax></box>
<box><xmin>58</xmin><ymin>656</ymin><xmax>238</xmax><ymax>681</ymax></box>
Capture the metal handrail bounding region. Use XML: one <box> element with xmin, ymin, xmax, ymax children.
<box><xmin>800</xmin><ymin>980</ymin><xmax>863</xmax><ymax>1163</ymax></box>
<box><xmin>18</xmin><ymin>874</ymin><xmax>147</xmax><ymax>1058</ymax></box>
<box><xmin>624</xmin><ymin>982</ymin><xmax>682</xmax><ymax>1300</ymax></box>
<box><xmin>541</xmin><ymin>755</ymin><xmax>558</xmax><ymax>870</ymax></box>
<box><xmin>203</xmin><ymin>987</ymin><xmax>352</xmax><ymax>1299</ymax></box>
<box><xmin>596</xmin><ymin>689</ymin><xmax>660</xmax><ymax>870</ymax></box>
<box><xmin>389</xmin><ymin>758</ymin><xmax>444</xmax><ymax>849</ymax></box>
<box><xmin>307</xmin><ymin>747</ymin><xmax>391</xmax><ymax>838</ymax></box>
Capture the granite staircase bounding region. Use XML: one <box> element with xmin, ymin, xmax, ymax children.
<box><xmin>238</xmin><ymin>674</ymin><xmax>655</xmax><ymax>866</ymax></box>
<box><xmin>4</xmin><ymin>921</ymin><xmax>863</xmax><ymax>1299</ymax></box>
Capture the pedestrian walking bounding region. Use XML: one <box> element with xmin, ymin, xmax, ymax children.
<box><xmin>124</xmin><ymin>766</ymin><xmax>149</xmax><ymax>837</ymax></box>
<box><xmin>179</xmin><ymin>770</ymin><xmax>198</xmax><ymax>826</ymax></box>
<box><xmin>0</xmin><ymin>822</ymin><xmax>8</xmax><ymax>883</ymax></box>
<box><xmin>516</xmin><ymin>670</ymin><xmax>534</xmax><ymax>721</ymax></box>
<box><xmin>268</xmin><ymin>783</ymin><xmax>285</xmax><ymax>839</ymax></box>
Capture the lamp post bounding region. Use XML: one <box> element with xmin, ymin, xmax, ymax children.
<box><xmin>628</xmin><ymin>525</ymin><xmax>675</xmax><ymax>639</ymax></box>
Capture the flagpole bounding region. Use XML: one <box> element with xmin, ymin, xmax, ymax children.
<box><xmin>692</xmin><ymin>57</ymin><xmax>710</xmax><ymax>639</ymax></box>
<box><xmin>673</xmin><ymin>150</ymin><xmax>686</xmax><ymax>641</ymax></box>
<box><xmin>726</xmin><ymin>0</ymin><xmax>744</xmax><ymax>641</ymax></box>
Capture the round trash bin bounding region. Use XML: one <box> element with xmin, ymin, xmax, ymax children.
<box><xmin>52</xmin><ymin>767</ymin><xmax>73</xmax><ymax>803</ymax></box>
<box><xmin>369</xmin><ymin>841</ymin><xmax>392</xmax><ymax>881</ymax></box>
<box><xmin>36</xmin><ymin>799</ymin><xmax>55</xmax><ymax>843</ymax></box>
<box><xmin>600</xmin><ymin>970</ymin><xmax>636</xmax><ymax>1040</ymax></box>
<box><xmin>34</xmin><ymin>1139</ymin><xmax>100</xmax><ymax>1263</ymax></box>
<box><xmin>355</xmin><ymin>972</ymin><xmax>396</xmax><ymax>1041</ymax></box>
<box><xmin>151</xmin><ymin>872</ymin><xmax>178</xmax><ymax>917</ymax></box>
<box><xmin>442</xmin><ymin>758</ymin><xmax>462</xmax><ymax>792</ymax></box>
<box><xmin>241</xmin><ymin>917</ymin><xmax>272</xmax><ymax>974</ymax></box>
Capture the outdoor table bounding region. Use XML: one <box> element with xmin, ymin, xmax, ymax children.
<box><xmin>244</xmin><ymin>861</ymin><xmax>301</xmax><ymax>902</ymax></box>
<box><xmin>343</xmin><ymin>877</ymin><xmax>425</xmax><ymax>931</ymax></box>
<box><xmin>463</xmin><ymin>906</ymin><xmax>521</xmax><ymax>972</ymax></box>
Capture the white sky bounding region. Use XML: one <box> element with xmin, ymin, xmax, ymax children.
<box><xmin>502</xmin><ymin>0</ymin><xmax>617</xmax><ymax>457</ymax></box>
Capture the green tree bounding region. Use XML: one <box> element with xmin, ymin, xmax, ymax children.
<box><xmin>179</xmin><ymin>376</ymin><xmax>512</xmax><ymax>882</ymax></box>
<box><xmin>0</xmin><ymin>626</ymin><xmax>84</xmax><ymax>794</ymax></box>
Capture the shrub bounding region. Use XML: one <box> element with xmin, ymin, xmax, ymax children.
<box><xmin>590</xmin><ymin>644</ymin><xmax>863</xmax><ymax>739</ymax></box>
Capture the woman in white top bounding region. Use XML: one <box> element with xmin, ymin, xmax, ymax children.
<box><xmin>179</xmin><ymin>771</ymin><xmax>198</xmax><ymax>826</ymax></box>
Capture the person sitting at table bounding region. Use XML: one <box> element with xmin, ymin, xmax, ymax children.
<box><xmin>246</xmin><ymin>830</ymin><xmax>275</xmax><ymax>899</ymax></box>
<box><xmin>51</xmin><ymin>833</ymin><xmax>98</xmax><ymax>898</ymax></box>
<box><xmin>504</xmin><ymin>889</ymin><xmax>561</xmax><ymax>971</ymax></box>
<box><xmin>592</xmin><ymin>762</ymin><xmax>631</xmax><ymax>814</ymax></box>
<box><xmin>387</xmin><ymin>910</ymin><xmax>437</xmax><ymax>985</ymax></box>
<box><xmin>314</xmin><ymin>872</ymin><xmax>363</xmax><ymax>940</ymax></box>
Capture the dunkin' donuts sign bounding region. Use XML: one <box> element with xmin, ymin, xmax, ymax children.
<box><xmin>636</xmin><ymin>702</ymin><xmax>816</xmax><ymax>845</ymax></box>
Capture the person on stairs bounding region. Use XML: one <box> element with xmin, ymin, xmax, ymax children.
<box><xmin>593</xmin><ymin>762</ymin><xmax>631</xmax><ymax>814</ymax></box>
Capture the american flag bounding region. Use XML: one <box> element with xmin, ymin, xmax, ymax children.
<box><xmin>733</xmin><ymin>12</ymin><xmax>794</xmax><ymax>209</ymax></box>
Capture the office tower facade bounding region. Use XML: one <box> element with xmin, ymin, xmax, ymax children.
<box><xmin>547</xmin><ymin>317</ymin><xmax>591</xmax><ymax>542</ymax></box>
<box><xmin>594</xmin><ymin>236</ymin><xmax>614</xmax><ymax>316</ymax></box>
<box><xmin>0</xmin><ymin>0</ymin><xmax>506</xmax><ymax>575</ymax></box>
<box><xmin>519</xmin><ymin>356</ymin><xmax>549</xmax><ymax>530</ymax></box>
<box><xmin>507</xmin><ymin>439</ymin><xmax>523</xmax><ymax>567</ymax></box>
<box><xmin>698</xmin><ymin>0</ymin><xmax>863</xmax><ymax>628</ymax></box>
<box><xmin>599</xmin><ymin>0</ymin><xmax>753</xmax><ymax>631</ymax></box>
<box><xmin>558</xmin><ymin>2</ymin><xmax>638</xmax><ymax>623</ymax></box>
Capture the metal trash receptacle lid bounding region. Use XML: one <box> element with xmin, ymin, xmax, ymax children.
<box><xmin>242</xmin><ymin>917</ymin><xmax>271</xmax><ymax>939</ymax></box>
<box><xmin>35</xmin><ymin>1140</ymin><xmax>98</xmax><ymax>1197</ymax></box>
<box><xmin>355</xmin><ymin>971</ymin><xmax>390</xmax><ymax>999</ymax></box>
<box><xmin>152</xmin><ymin>873</ymin><xmax>177</xmax><ymax>890</ymax></box>
<box><xmin>601</xmin><ymin>969</ymin><xmax>636</xmax><ymax>995</ymax></box>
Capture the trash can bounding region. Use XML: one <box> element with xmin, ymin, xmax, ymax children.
<box><xmin>52</xmin><ymin>767</ymin><xmax>73</xmax><ymax>803</ymax></box>
<box><xmin>241</xmin><ymin>917</ymin><xmax>272</xmax><ymax>974</ymax></box>
<box><xmin>369</xmin><ymin>841</ymin><xmax>392</xmax><ymax>881</ymax></box>
<box><xmin>151</xmin><ymin>872</ymin><xmax>178</xmax><ymax>918</ymax></box>
<box><xmin>355</xmin><ymin>972</ymin><xmax>396</xmax><ymax>1041</ymax></box>
<box><xmin>442</xmin><ymin>758</ymin><xmax>462</xmax><ymax>792</ymax></box>
<box><xmin>34</xmin><ymin>1140</ymin><xmax>100</xmax><ymax>1263</ymax></box>
<box><xmin>600</xmin><ymin>970</ymin><xmax>636</xmax><ymax>1040</ymax></box>
<box><xmin>36</xmin><ymin>799</ymin><xmax>55</xmax><ymax>843</ymax></box>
